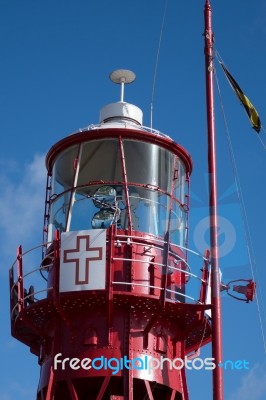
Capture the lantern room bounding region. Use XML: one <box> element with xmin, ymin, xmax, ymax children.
<box><xmin>45</xmin><ymin>127</ymin><xmax>192</xmax><ymax>247</ymax></box>
<box><xmin>10</xmin><ymin>70</ymin><xmax>214</xmax><ymax>400</ymax></box>
<box><xmin>44</xmin><ymin>70</ymin><xmax>192</xmax><ymax>251</ymax></box>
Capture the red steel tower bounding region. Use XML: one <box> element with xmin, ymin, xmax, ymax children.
<box><xmin>9</xmin><ymin>69</ymin><xmax>215</xmax><ymax>399</ymax></box>
<box><xmin>9</xmin><ymin>2</ymin><xmax>257</xmax><ymax>398</ymax></box>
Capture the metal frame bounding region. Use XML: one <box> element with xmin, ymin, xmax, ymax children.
<box><xmin>9</xmin><ymin>228</ymin><xmax>212</xmax><ymax>399</ymax></box>
<box><xmin>204</xmin><ymin>1</ymin><xmax>224</xmax><ymax>398</ymax></box>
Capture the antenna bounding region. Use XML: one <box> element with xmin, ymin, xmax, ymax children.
<box><xmin>110</xmin><ymin>69</ymin><xmax>136</xmax><ymax>102</ymax></box>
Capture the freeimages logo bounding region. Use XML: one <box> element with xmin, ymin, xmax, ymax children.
<box><xmin>190</xmin><ymin>178</ymin><xmax>248</xmax><ymax>271</ymax></box>
<box><xmin>53</xmin><ymin>354</ymin><xmax>249</xmax><ymax>375</ymax></box>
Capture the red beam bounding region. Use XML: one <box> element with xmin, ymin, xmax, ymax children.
<box><xmin>16</xmin><ymin>245</ymin><xmax>24</xmax><ymax>314</ymax></box>
<box><xmin>204</xmin><ymin>1</ymin><xmax>224</xmax><ymax>399</ymax></box>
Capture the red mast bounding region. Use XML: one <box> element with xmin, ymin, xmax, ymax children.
<box><xmin>204</xmin><ymin>1</ymin><xmax>224</xmax><ymax>399</ymax></box>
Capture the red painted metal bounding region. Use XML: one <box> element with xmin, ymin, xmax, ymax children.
<box><xmin>204</xmin><ymin>1</ymin><xmax>224</xmax><ymax>399</ymax></box>
<box><xmin>144</xmin><ymin>380</ymin><xmax>155</xmax><ymax>400</ymax></box>
<box><xmin>16</xmin><ymin>245</ymin><xmax>24</xmax><ymax>314</ymax></box>
<box><xmin>65</xmin><ymin>143</ymin><xmax>82</xmax><ymax>231</ymax></box>
<box><xmin>42</xmin><ymin>172</ymin><xmax>52</xmax><ymax>255</ymax></box>
<box><xmin>45</xmin><ymin>366</ymin><xmax>56</xmax><ymax>400</ymax></box>
<box><xmin>10</xmin><ymin>229</ymin><xmax>212</xmax><ymax>398</ymax></box>
<box><xmin>45</xmin><ymin>128</ymin><xmax>193</xmax><ymax>175</ymax></box>
<box><xmin>95</xmin><ymin>376</ymin><xmax>111</xmax><ymax>400</ymax></box>
<box><xmin>67</xmin><ymin>379</ymin><xmax>79</xmax><ymax>400</ymax></box>
<box><xmin>119</xmin><ymin>136</ymin><xmax>133</xmax><ymax>234</ymax></box>
<box><xmin>8</xmin><ymin>4</ymin><xmax>257</xmax><ymax>399</ymax></box>
<box><xmin>238</xmin><ymin>281</ymin><xmax>256</xmax><ymax>302</ymax></box>
<box><xmin>9</xmin><ymin>23</ymin><xmax>215</xmax><ymax>399</ymax></box>
<box><xmin>9</xmin><ymin>120</ymin><xmax>213</xmax><ymax>397</ymax></box>
<box><xmin>199</xmin><ymin>249</ymin><xmax>210</xmax><ymax>312</ymax></box>
<box><xmin>225</xmin><ymin>279</ymin><xmax>257</xmax><ymax>302</ymax></box>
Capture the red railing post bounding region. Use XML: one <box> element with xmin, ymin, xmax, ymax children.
<box><xmin>16</xmin><ymin>245</ymin><xmax>24</xmax><ymax>314</ymax></box>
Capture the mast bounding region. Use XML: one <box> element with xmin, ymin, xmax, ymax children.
<box><xmin>204</xmin><ymin>1</ymin><xmax>224</xmax><ymax>399</ymax></box>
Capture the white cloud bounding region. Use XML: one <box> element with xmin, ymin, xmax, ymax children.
<box><xmin>0</xmin><ymin>379</ymin><xmax>36</xmax><ymax>400</ymax></box>
<box><xmin>229</xmin><ymin>363</ymin><xmax>266</xmax><ymax>400</ymax></box>
<box><xmin>0</xmin><ymin>153</ymin><xmax>46</xmax><ymax>263</ymax></box>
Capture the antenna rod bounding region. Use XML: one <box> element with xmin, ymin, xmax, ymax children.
<box><xmin>204</xmin><ymin>1</ymin><xmax>224</xmax><ymax>399</ymax></box>
<box><xmin>109</xmin><ymin>69</ymin><xmax>136</xmax><ymax>102</ymax></box>
<box><xmin>120</xmin><ymin>79</ymin><xmax>125</xmax><ymax>102</ymax></box>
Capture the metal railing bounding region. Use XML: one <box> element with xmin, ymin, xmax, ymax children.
<box><xmin>77</xmin><ymin>123</ymin><xmax>171</xmax><ymax>139</ymax></box>
<box><xmin>9</xmin><ymin>233</ymin><xmax>210</xmax><ymax>320</ymax></box>
<box><xmin>9</xmin><ymin>243</ymin><xmax>54</xmax><ymax>320</ymax></box>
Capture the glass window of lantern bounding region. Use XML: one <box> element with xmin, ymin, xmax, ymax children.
<box><xmin>173</xmin><ymin>159</ymin><xmax>186</xmax><ymax>206</ymax></box>
<box><xmin>126</xmin><ymin>185</ymin><xmax>169</xmax><ymax>237</ymax></box>
<box><xmin>68</xmin><ymin>184</ymin><xmax>126</xmax><ymax>231</ymax></box>
<box><xmin>169</xmin><ymin>202</ymin><xmax>186</xmax><ymax>247</ymax></box>
<box><xmin>48</xmin><ymin>145</ymin><xmax>79</xmax><ymax>241</ymax></box>
<box><xmin>52</xmin><ymin>144</ymin><xmax>79</xmax><ymax>192</ymax></box>
<box><xmin>77</xmin><ymin>139</ymin><xmax>123</xmax><ymax>185</ymax></box>
<box><xmin>123</xmin><ymin>140</ymin><xmax>174</xmax><ymax>194</ymax></box>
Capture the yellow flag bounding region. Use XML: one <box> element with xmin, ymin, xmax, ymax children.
<box><xmin>221</xmin><ymin>63</ymin><xmax>261</xmax><ymax>133</ymax></box>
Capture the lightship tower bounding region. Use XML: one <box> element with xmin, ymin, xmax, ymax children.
<box><xmin>9</xmin><ymin>3</ymin><xmax>257</xmax><ymax>399</ymax></box>
<box><xmin>9</xmin><ymin>68</ymin><xmax>215</xmax><ymax>399</ymax></box>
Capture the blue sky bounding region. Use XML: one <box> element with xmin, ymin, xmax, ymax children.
<box><xmin>0</xmin><ymin>0</ymin><xmax>266</xmax><ymax>399</ymax></box>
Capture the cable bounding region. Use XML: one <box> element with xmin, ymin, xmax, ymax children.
<box><xmin>216</xmin><ymin>50</ymin><xmax>266</xmax><ymax>151</ymax></box>
<box><xmin>257</xmin><ymin>128</ymin><xmax>266</xmax><ymax>150</ymax></box>
<box><xmin>150</xmin><ymin>0</ymin><xmax>168</xmax><ymax>130</ymax></box>
<box><xmin>215</xmin><ymin>56</ymin><xmax>266</xmax><ymax>354</ymax></box>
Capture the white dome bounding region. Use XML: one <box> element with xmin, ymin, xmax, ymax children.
<box><xmin>100</xmin><ymin>102</ymin><xmax>143</xmax><ymax>126</ymax></box>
